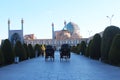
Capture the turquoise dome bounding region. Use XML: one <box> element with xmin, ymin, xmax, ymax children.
<box><xmin>63</xmin><ymin>22</ymin><xmax>80</xmax><ymax>35</ymax></box>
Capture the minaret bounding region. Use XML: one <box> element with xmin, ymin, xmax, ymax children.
<box><xmin>8</xmin><ymin>19</ymin><xmax>10</xmax><ymax>39</ymax></box>
<box><xmin>63</xmin><ymin>20</ymin><xmax>67</xmax><ymax>30</ymax></box>
<box><xmin>52</xmin><ymin>23</ymin><xmax>55</xmax><ymax>39</ymax></box>
<box><xmin>64</xmin><ymin>20</ymin><xmax>66</xmax><ymax>26</ymax></box>
<box><xmin>21</xmin><ymin>18</ymin><xmax>24</xmax><ymax>43</ymax></box>
<box><xmin>21</xmin><ymin>18</ymin><xmax>24</xmax><ymax>31</ymax></box>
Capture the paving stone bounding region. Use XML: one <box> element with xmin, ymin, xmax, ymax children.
<box><xmin>0</xmin><ymin>51</ymin><xmax>120</xmax><ymax>80</ymax></box>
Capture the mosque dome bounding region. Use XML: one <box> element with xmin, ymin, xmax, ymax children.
<box><xmin>63</xmin><ymin>22</ymin><xmax>81</xmax><ymax>38</ymax></box>
<box><xmin>54</xmin><ymin>21</ymin><xmax>81</xmax><ymax>40</ymax></box>
<box><xmin>63</xmin><ymin>22</ymin><xmax>80</xmax><ymax>35</ymax></box>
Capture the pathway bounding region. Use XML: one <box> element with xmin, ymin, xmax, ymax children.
<box><xmin>0</xmin><ymin>51</ymin><xmax>120</xmax><ymax>80</ymax></box>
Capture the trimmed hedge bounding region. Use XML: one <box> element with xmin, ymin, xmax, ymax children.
<box><xmin>76</xmin><ymin>43</ymin><xmax>81</xmax><ymax>54</ymax></box>
<box><xmin>89</xmin><ymin>34</ymin><xmax>101</xmax><ymax>60</ymax></box>
<box><xmin>85</xmin><ymin>40</ymin><xmax>92</xmax><ymax>57</ymax></box>
<box><xmin>109</xmin><ymin>34</ymin><xmax>120</xmax><ymax>65</ymax></box>
<box><xmin>34</xmin><ymin>44</ymin><xmax>42</xmax><ymax>57</ymax></box>
<box><xmin>80</xmin><ymin>41</ymin><xmax>86</xmax><ymax>55</ymax></box>
<box><xmin>1</xmin><ymin>39</ymin><xmax>14</xmax><ymax>65</ymax></box>
<box><xmin>0</xmin><ymin>48</ymin><xmax>4</xmax><ymax>66</ymax></box>
<box><xmin>101</xmin><ymin>26</ymin><xmax>120</xmax><ymax>63</ymax></box>
<box><xmin>71</xmin><ymin>46</ymin><xmax>77</xmax><ymax>53</ymax></box>
<box><xmin>14</xmin><ymin>41</ymin><xmax>27</xmax><ymax>61</ymax></box>
<box><xmin>28</xmin><ymin>44</ymin><xmax>35</xmax><ymax>58</ymax></box>
<box><xmin>23</xmin><ymin>43</ymin><xmax>30</xmax><ymax>59</ymax></box>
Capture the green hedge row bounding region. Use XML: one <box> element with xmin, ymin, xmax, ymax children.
<box><xmin>71</xmin><ymin>25</ymin><xmax>120</xmax><ymax>66</ymax></box>
<box><xmin>0</xmin><ymin>39</ymin><xmax>44</xmax><ymax>67</ymax></box>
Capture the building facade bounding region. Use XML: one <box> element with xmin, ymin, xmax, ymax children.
<box><xmin>8</xmin><ymin>19</ymin><xmax>24</xmax><ymax>45</ymax></box>
<box><xmin>24</xmin><ymin>38</ymin><xmax>88</xmax><ymax>49</ymax></box>
<box><xmin>6</xmin><ymin>20</ymin><xmax>88</xmax><ymax>48</ymax></box>
<box><xmin>24</xmin><ymin>34</ymin><xmax>37</xmax><ymax>40</ymax></box>
<box><xmin>24</xmin><ymin>21</ymin><xmax>86</xmax><ymax>48</ymax></box>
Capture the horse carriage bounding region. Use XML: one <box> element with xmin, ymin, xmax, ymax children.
<box><xmin>59</xmin><ymin>44</ymin><xmax>71</xmax><ymax>61</ymax></box>
<box><xmin>45</xmin><ymin>45</ymin><xmax>55</xmax><ymax>61</ymax></box>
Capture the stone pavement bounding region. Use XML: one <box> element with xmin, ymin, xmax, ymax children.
<box><xmin>0</xmin><ymin>51</ymin><xmax>120</xmax><ymax>80</ymax></box>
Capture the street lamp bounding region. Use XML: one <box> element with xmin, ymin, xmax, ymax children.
<box><xmin>106</xmin><ymin>14</ymin><xmax>114</xmax><ymax>25</ymax></box>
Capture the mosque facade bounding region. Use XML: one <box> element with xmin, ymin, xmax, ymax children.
<box><xmin>24</xmin><ymin>21</ymin><xmax>87</xmax><ymax>49</ymax></box>
<box><xmin>8</xmin><ymin>19</ymin><xmax>24</xmax><ymax>46</ymax></box>
<box><xmin>8</xmin><ymin>20</ymin><xmax>87</xmax><ymax>48</ymax></box>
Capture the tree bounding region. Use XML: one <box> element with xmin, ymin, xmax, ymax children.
<box><xmin>71</xmin><ymin>46</ymin><xmax>77</xmax><ymax>53</ymax></box>
<box><xmin>23</xmin><ymin>43</ymin><xmax>30</xmax><ymax>59</ymax></box>
<box><xmin>80</xmin><ymin>41</ymin><xmax>86</xmax><ymax>55</ymax></box>
<box><xmin>101</xmin><ymin>26</ymin><xmax>120</xmax><ymax>63</ymax></box>
<box><xmin>34</xmin><ymin>44</ymin><xmax>42</xmax><ymax>57</ymax></box>
<box><xmin>0</xmin><ymin>48</ymin><xmax>4</xmax><ymax>66</ymax></box>
<box><xmin>76</xmin><ymin>43</ymin><xmax>81</xmax><ymax>54</ymax></box>
<box><xmin>109</xmin><ymin>34</ymin><xmax>120</xmax><ymax>65</ymax></box>
<box><xmin>28</xmin><ymin>44</ymin><xmax>35</xmax><ymax>58</ymax></box>
<box><xmin>1</xmin><ymin>39</ymin><xmax>14</xmax><ymax>65</ymax></box>
<box><xmin>14</xmin><ymin>41</ymin><xmax>27</xmax><ymax>61</ymax></box>
<box><xmin>85</xmin><ymin>40</ymin><xmax>92</xmax><ymax>57</ymax></box>
<box><xmin>89</xmin><ymin>34</ymin><xmax>101</xmax><ymax>60</ymax></box>
<box><xmin>41</xmin><ymin>44</ymin><xmax>45</xmax><ymax>56</ymax></box>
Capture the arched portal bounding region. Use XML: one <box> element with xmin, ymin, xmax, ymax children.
<box><xmin>11</xmin><ymin>33</ymin><xmax>21</xmax><ymax>45</ymax></box>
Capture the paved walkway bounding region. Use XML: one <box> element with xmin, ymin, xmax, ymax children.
<box><xmin>0</xmin><ymin>51</ymin><xmax>120</xmax><ymax>80</ymax></box>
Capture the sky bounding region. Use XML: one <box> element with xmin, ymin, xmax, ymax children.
<box><xmin>0</xmin><ymin>0</ymin><xmax>120</xmax><ymax>39</ymax></box>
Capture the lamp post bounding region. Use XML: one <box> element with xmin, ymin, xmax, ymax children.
<box><xmin>106</xmin><ymin>14</ymin><xmax>114</xmax><ymax>25</ymax></box>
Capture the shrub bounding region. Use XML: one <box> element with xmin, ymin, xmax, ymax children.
<box><xmin>1</xmin><ymin>39</ymin><xmax>14</xmax><ymax>65</ymax></box>
<box><xmin>41</xmin><ymin>44</ymin><xmax>45</xmax><ymax>56</ymax></box>
<box><xmin>109</xmin><ymin>34</ymin><xmax>120</xmax><ymax>65</ymax></box>
<box><xmin>0</xmin><ymin>48</ymin><xmax>4</xmax><ymax>66</ymax></box>
<box><xmin>85</xmin><ymin>40</ymin><xmax>92</xmax><ymax>57</ymax></box>
<box><xmin>76</xmin><ymin>43</ymin><xmax>81</xmax><ymax>54</ymax></box>
<box><xmin>71</xmin><ymin>46</ymin><xmax>77</xmax><ymax>53</ymax></box>
<box><xmin>89</xmin><ymin>34</ymin><xmax>101</xmax><ymax>60</ymax></box>
<box><xmin>14</xmin><ymin>41</ymin><xmax>27</xmax><ymax>61</ymax></box>
<box><xmin>101</xmin><ymin>26</ymin><xmax>120</xmax><ymax>63</ymax></box>
<box><xmin>23</xmin><ymin>43</ymin><xmax>30</xmax><ymax>59</ymax></box>
<box><xmin>28</xmin><ymin>44</ymin><xmax>35</xmax><ymax>58</ymax></box>
<box><xmin>34</xmin><ymin>44</ymin><xmax>42</xmax><ymax>57</ymax></box>
<box><xmin>80</xmin><ymin>41</ymin><xmax>86</xmax><ymax>55</ymax></box>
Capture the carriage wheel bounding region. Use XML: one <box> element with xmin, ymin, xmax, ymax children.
<box><xmin>45</xmin><ymin>56</ymin><xmax>48</xmax><ymax>61</ymax></box>
<box><xmin>45</xmin><ymin>58</ymin><xmax>47</xmax><ymax>61</ymax></box>
<box><xmin>60</xmin><ymin>55</ymin><xmax>63</xmax><ymax>61</ymax></box>
<box><xmin>52</xmin><ymin>57</ymin><xmax>54</xmax><ymax>61</ymax></box>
